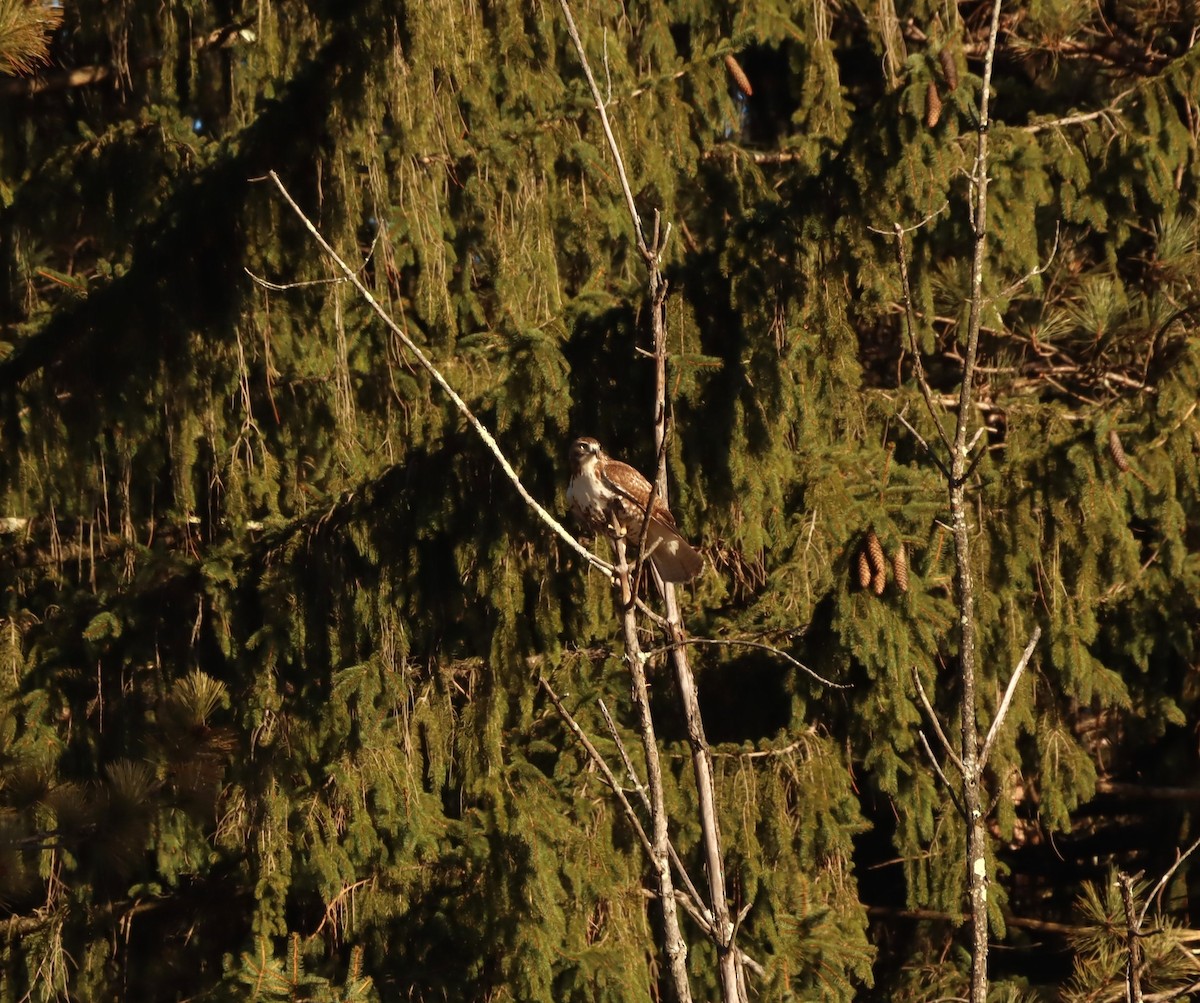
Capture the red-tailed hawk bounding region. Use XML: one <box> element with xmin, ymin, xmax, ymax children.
<box><xmin>566</xmin><ymin>436</ymin><xmax>704</xmax><ymax>583</ymax></box>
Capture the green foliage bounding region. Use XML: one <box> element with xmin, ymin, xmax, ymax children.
<box><xmin>1062</xmin><ymin>871</ymin><xmax>1200</xmax><ymax>1002</ymax></box>
<box><xmin>0</xmin><ymin>0</ymin><xmax>1198</xmax><ymax>1000</ymax></box>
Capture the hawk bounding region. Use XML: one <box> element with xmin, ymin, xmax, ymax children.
<box><xmin>566</xmin><ymin>436</ymin><xmax>704</xmax><ymax>583</ymax></box>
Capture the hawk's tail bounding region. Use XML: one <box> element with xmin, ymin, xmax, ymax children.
<box><xmin>646</xmin><ymin>521</ymin><xmax>705</xmax><ymax>583</ymax></box>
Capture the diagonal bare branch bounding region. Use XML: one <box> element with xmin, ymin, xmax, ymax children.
<box><xmin>979</xmin><ymin>625</ymin><xmax>1041</xmax><ymax>770</ymax></box>
<box><xmin>257</xmin><ymin>171</ymin><xmax>612</xmax><ymax>579</ymax></box>
<box><xmin>556</xmin><ymin>0</ymin><xmax>651</xmax><ymax>261</ymax></box>
<box><xmin>918</xmin><ymin>729</ymin><xmax>967</xmax><ymax>820</ymax></box>
<box><xmin>598</xmin><ymin>699</ymin><xmax>713</xmax><ymax>930</ymax></box>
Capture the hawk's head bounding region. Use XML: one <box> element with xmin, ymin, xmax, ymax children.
<box><xmin>569</xmin><ymin>436</ymin><xmax>602</xmax><ymax>472</ymax></box>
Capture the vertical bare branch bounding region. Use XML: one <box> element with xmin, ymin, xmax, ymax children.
<box><xmin>951</xmin><ymin>4</ymin><xmax>1010</xmax><ymax>1001</ymax></box>
<box><xmin>610</xmin><ymin>533</ymin><xmax>694</xmax><ymax>1002</ymax></box>
<box><xmin>555</xmin><ymin>3</ymin><xmax>744</xmax><ymax>1000</ymax></box>
<box><xmin>1118</xmin><ymin>871</ymin><xmax>1146</xmax><ymax>1003</ymax></box>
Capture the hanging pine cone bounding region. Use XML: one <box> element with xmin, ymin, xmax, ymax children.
<box><xmin>1107</xmin><ymin>429</ymin><xmax>1131</xmax><ymax>472</ymax></box>
<box><xmin>938</xmin><ymin>48</ymin><xmax>959</xmax><ymax>91</ymax></box>
<box><xmin>724</xmin><ymin>53</ymin><xmax>753</xmax><ymax>97</ymax></box>
<box><xmin>893</xmin><ymin>544</ymin><xmax>909</xmax><ymax>594</ymax></box>
<box><xmin>855</xmin><ymin>549</ymin><xmax>872</xmax><ymax>590</ymax></box>
<box><xmin>865</xmin><ymin>530</ymin><xmax>886</xmax><ymax>576</ymax></box>
<box><xmin>925</xmin><ymin>81</ymin><xmax>942</xmax><ymax>128</ymax></box>
<box><xmin>872</xmin><ymin>569</ymin><xmax>887</xmax><ymax>596</ymax></box>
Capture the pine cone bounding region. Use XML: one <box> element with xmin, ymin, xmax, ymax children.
<box><xmin>724</xmin><ymin>53</ymin><xmax>753</xmax><ymax>97</ymax></box>
<box><xmin>938</xmin><ymin>48</ymin><xmax>959</xmax><ymax>91</ymax></box>
<box><xmin>855</xmin><ymin>550</ymin><xmax>872</xmax><ymax>589</ymax></box>
<box><xmin>1108</xmin><ymin>429</ymin><xmax>1131</xmax><ymax>472</ymax></box>
<box><xmin>893</xmin><ymin>544</ymin><xmax>909</xmax><ymax>593</ymax></box>
<box><xmin>925</xmin><ymin>81</ymin><xmax>942</xmax><ymax>128</ymax></box>
<box><xmin>865</xmin><ymin>530</ymin><xmax>886</xmax><ymax>576</ymax></box>
<box><xmin>872</xmin><ymin>570</ymin><xmax>887</xmax><ymax>596</ymax></box>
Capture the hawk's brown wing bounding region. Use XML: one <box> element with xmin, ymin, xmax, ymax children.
<box><xmin>597</xmin><ymin>458</ymin><xmax>677</xmax><ymax>528</ymax></box>
<box><xmin>598</xmin><ymin>457</ymin><xmax>703</xmax><ymax>582</ymax></box>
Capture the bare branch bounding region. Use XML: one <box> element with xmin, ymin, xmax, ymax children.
<box><xmin>557</xmin><ymin>1</ymin><xmax>739</xmax><ymax>995</ymax></box>
<box><xmin>989</xmin><ymin>223</ymin><xmax>1060</xmax><ymax>304</ymax></box>
<box><xmin>954</xmin><ymin>4</ymin><xmax>1006</xmax><ymax>999</ymax></box>
<box><xmin>598</xmin><ymin>698</ymin><xmax>714</xmax><ymax>930</ymax></box>
<box><xmin>866</xmin><ymin>202</ymin><xmax>949</xmax><ymax>237</ymax></box>
<box><xmin>1021</xmin><ymin>86</ymin><xmax>1138</xmax><ymax>134</ymax></box>
<box><xmin>610</xmin><ymin>533</ymin><xmax>694</xmax><ymax>1000</ymax></box>
<box><xmin>979</xmin><ymin>626</ymin><xmax>1041</xmax><ymax>770</ymax></box>
<box><xmin>258</xmin><ymin>171</ymin><xmax>612</xmax><ymax>579</ymax></box>
<box><xmin>1119</xmin><ymin>871</ymin><xmax>1147</xmax><ymax>1003</ymax></box>
<box><xmin>1139</xmin><ymin>834</ymin><xmax>1200</xmax><ymax>929</ymax></box>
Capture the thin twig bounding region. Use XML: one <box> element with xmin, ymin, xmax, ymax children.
<box><xmin>598</xmin><ymin>699</ymin><xmax>646</xmax><ymax>799</ymax></box>
<box><xmin>897</xmin><ymin>408</ymin><xmax>952</xmax><ymax>480</ymax></box>
<box><xmin>556</xmin><ymin>0</ymin><xmax>650</xmax><ymax>260</ymax></box>
<box><xmin>538</xmin><ymin>676</ymin><xmax>656</xmax><ymax>863</ymax></box>
<box><xmin>893</xmin><ymin>224</ymin><xmax>954</xmax><ymax>454</ymax></box>
<box><xmin>245</xmin><ymin>225</ymin><xmax>382</xmax><ymax>291</ymax></box>
<box><xmin>918</xmin><ymin>730</ymin><xmax>967</xmax><ymax>819</ymax></box>
<box><xmin>989</xmin><ymin>223</ymin><xmax>1060</xmax><ymax>304</ymax></box>
<box><xmin>257</xmin><ymin>171</ymin><xmax>613</xmax><ymax>578</ymax></box>
<box><xmin>911</xmin><ymin>665</ymin><xmax>965</xmax><ymax>774</ymax></box>
<box><xmin>866</xmin><ymin>202</ymin><xmax>949</xmax><ymax>237</ymax></box>
<box><xmin>1139</xmin><ymin>835</ymin><xmax>1200</xmax><ymax>928</ymax></box>
<box><xmin>979</xmin><ymin>626</ymin><xmax>1041</xmax><ymax>770</ymax></box>
<box><xmin>598</xmin><ymin>699</ymin><xmax>714</xmax><ymax>929</ymax></box>
<box><xmin>960</xmin><ymin>425</ymin><xmax>991</xmax><ymax>485</ymax></box>
<box><xmin>1020</xmin><ymin>86</ymin><xmax>1138</xmax><ymax>134</ymax></box>
<box><xmin>644</xmin><ymin>636</ymin><xmax>849</xmax><ymax>689</ymax></box>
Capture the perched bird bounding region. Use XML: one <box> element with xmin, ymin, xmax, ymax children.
<box><xmin>566</xmin><ymin>436</ymin><xmax>704</xmax><ymax>584</ymax></box>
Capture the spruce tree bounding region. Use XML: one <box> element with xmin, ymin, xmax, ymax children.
<box><xmin>0</xmin><ymin>1</ymin><xmax>1197</xmax><ymax>1000</ymax></box>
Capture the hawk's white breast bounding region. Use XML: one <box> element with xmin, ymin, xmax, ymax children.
<box><xmin>567</xmin><ymin>459</ymin><xmax>613</xmax><ymax>521</ymax></box>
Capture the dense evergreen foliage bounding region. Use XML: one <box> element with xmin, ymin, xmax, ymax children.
<box><xmin>1</xmin><ymin>0</ymin><xmax>1198</xmax><ymax>999</ymax></box>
